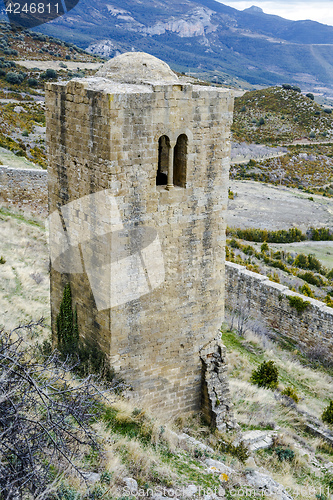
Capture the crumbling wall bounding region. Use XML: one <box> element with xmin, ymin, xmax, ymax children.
<box><xmin>200</xmin><ymin>340</ymin><xmax>237</xmax><ymax>431</ymax></box>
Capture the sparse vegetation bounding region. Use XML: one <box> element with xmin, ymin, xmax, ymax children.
<box><xmin>281</xmin><ymin>386</ymin><xmax>300</xmax><ymax>403</ymax></box>
<box><xmin>232</xmin><ymin>86</ymin><xmax>333</xmax><ymax>144</ymax></box>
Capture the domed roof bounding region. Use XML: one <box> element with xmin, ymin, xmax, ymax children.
<box><xmin>96</xmin><ymin>52</ymin><xmax>179</xmax><ymax>84</ymax></box>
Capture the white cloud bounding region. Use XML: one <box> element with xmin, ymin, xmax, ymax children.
<box><xmin>217</xmin><ymin>1</ymin><xmax>333</xmax><ymax>26</ymax></box>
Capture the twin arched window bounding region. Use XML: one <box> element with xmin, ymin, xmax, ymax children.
<box><xmin>156</xmin><ymin>134</ymin><xmax>187</xmax><ymax>189</ymax></box>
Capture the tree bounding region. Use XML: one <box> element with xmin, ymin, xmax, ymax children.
<box><xmin>0</xmin><ymin>320</ymin><xmax>108</xmax><ymax>499</ymax></box>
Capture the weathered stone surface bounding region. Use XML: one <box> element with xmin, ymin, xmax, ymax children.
<box><xmin>235</xmin><ymin>430</ymin><xmax>277</xmax><ymax>451</ymax></box>
<box><xmin>178</xmin><ymin>433</ymin><xmax>215</xmax><ymax>454</ymax></box>
<box><xmin>46</xmin><ymin>52</ymin><xmax>234</xmax><ymax>417</ymax></box>
<box><xmin>200</xmin><ymin>340</ymin><xmax>238</xmax><ymax>430</ymax></box>
<box><xmin>0</xmin><ymin>166</ymin><xmax>47</xmax><ymax>203</ymax></box>
<box><xmin>123</xmin><ymin>477</ymin><xmax>138</xmax><ymax>493</ymax></box>
<box><xmin>225</xmin><ymin>262</ymin><xmax>333</xmax><ymax>352</ymax></box>
<box><xmin>245</xmin><ymin>470</ymin><xmax>293</xmax><ymax>500</ymax></box>
<box><xmin>205</xmin><ymin>458</ymin><xmax>234</xmax><ymax>475</ymax></box>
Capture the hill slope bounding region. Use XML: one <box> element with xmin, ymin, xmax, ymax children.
<box><xmin>4</xmin><ymin>0</ymin><xmax>333</xmax><ymax>88</ymax></box>
<box><xmin>232</xmin><ymin>86</ymin><xmax>333</xmax><ymax>143</ymax></box>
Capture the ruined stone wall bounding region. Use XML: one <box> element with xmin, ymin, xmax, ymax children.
<box><xmin>225</xmin><ymin>262</ymin><xmax>333</xmax><ymax>350</ymax></box>
<box><xmin>46</xmin><ymin>76</ymin><xmax>233</xmax><ymax>416</ymax></box>
<box><xmin>0</xmin><ymin>166</ymin><xmax>47</xmax><ymax>203</ymax></box>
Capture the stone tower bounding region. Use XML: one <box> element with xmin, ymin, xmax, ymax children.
<box><xmin>46</xmin><ymin>52</ymin><xmax>234</xmax><ymax>422</ymax></box>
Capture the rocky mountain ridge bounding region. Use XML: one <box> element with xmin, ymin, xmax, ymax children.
<box><xmin>13</xmin><ymin>0</ymin><xmax>333</xmax><ymax>89</ymax></box>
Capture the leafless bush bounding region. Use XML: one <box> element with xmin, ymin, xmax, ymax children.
<box><xmin>30</xmin><ymin>272</ymin><xmax>44</xmax><ymax>284</ymax></box>
<box><xmin>226</xmin><ymin>301</ymin><xmax>251</xmax><ymax>337</ymax></box>
<box><xmin>303</xmin><ymin>344</ymin><xmax>333</xmax><ymax>369</ymax></box>
<box><xmin>247</xmin><ymin>319</ymin><xmax>275</xmax><ymax>348</ymax></box>
<box><xmin>0</xmin><ymin>319</ymin><xmax>111</xmax><ymax>499</ymax></box>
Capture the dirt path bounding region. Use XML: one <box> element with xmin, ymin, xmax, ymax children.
<box><xmin>17</xmin><ymin>60</ymin><xmax>102</xmax><ymax>71</ymax></box>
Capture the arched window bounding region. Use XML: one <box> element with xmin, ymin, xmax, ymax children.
<box><xmin>156</xmin><ymin>135</ymin><xmax>170</xmax><ymax>186</ymax></box>
<box><xmin>173</xmin><ymin>134</ymin><xmax>187</xmax><ymax>188</ymax></box>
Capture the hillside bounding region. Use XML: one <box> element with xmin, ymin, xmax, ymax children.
<box><xmin>232</xmin><ymin>86</ymin><xmax>333</xmax><ymax>144</ymax></box>
<box><xmin>2</xmin><ymin>206</ymin><xmax>333</xmax><ymax>499</ymax></box>
<box><xmin>0</xmin><ymin>21</ymin><xmax>102</xmax><ymax>168</ymax></box>
<box><xmin>1</xmin><ymin>0</ymin><xmax>333</xmax><ymax>89</ymax></box>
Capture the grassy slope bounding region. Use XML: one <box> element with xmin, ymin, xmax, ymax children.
<box><xmin>0</xmin><ymin>207</ymin><xmax>50</xmax><ymax>332</ymax></box>
<box><xmin>2</xmin><ymin>207</ymin><xmax>333</xmax><ymax>499</ymax></box>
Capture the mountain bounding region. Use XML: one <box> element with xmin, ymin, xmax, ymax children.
<box><xmin>3</xmin><ymin>0</ymin><xmax>333</xmax><ymax>88</ymax></box>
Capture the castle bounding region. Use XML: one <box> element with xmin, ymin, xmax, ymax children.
<box><xmin>46</xmin><ymin>52</ymin><xmax>235</xmax><ymax>425</ymax></box>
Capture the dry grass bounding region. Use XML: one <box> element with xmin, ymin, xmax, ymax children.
<box><xmin>0</xmin><ymin>208</ymin><xmax>50</xmax><ymax>332</ymax></box>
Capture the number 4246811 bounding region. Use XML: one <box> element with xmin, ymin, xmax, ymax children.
<box><xmin>5</xmin><ymin>3</ymin><xmax>59</xmax><ymax>14</ymax></box>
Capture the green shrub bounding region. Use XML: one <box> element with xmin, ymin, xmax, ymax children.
<box><xmin>229</xmin><ymin>238</ymin><xmax>240</xmax><ymax>249</ymax></box>
<box><xmin>0</xmin><ymin>256</ymin><xmax>6</xmax><ymax>264</ymax></box>
<box><xmin>282</xmin><ymin>84</ymin><xmax>292</xmax><ymax>90</ymax></box>
<box><xmin>217</xmin><ymin>438</ymin><xmax>249</xmax><ymax>463</ymax></box>
<box><xmin>243</xmin><ymin>245</ymin><xmax>254</xmax><ymax>255</ymax></box>
<box><xmin>250</xmin><ymin>360</ymin><xmax>279</xmax><ymax>389</ymax></box>
<box><xmin>275</xmin><ymin>446</ymin><xmax>295</xmax><ymax>461</ymax></box>
<box><xmin>287</xmin><ymin>295</ymin><xmax>310</xmax><ymax>313</ymax></box>
<box><xmin>299</xmin><ymin>283</ymin><xmax>315</xmax><ymax>297</ymax></box>
<box><xmin>309</xmin><ymin>132</ymin><xmax>316</xmax><ymax>139</ymax></box>
<box><xmin>41</xmin><ymin>68</ymin><xmax>57</xmax><ymax>79</ymax></box>
<box><xmin>306</xmin><ymin>93</ymin><xmax>314</xmax><ymax>100</ymax></box>
<box><xmin>293</xmin><ymin>253</ymin><xmax>309</xmax><ymax>269</ymax></box>
<box><xmin>27</xmin><ymin>77</ymin><xmax>38</xmax><ymax>87</ymax></box>
<box><xmin>257</xmin><ymin>117</ymin><xmax>265</xmax><ymax>126</ymax></box>
<box><xmin>323</xmin><ymin>108</ymin><xmax>332</xmax><ymax>114</ymax></box>
<box><xmin>281</xmin><ymin>386</ymin><xmax>300</xmax><ymax>403</ymax></box>
<box><xmin>298</xmin><ymin>271</ymin><xmax>323</xmax><ymax>287</ymax></box>
<box><xmin>5</xmin><ymin>71</ymin><xmax>23</xmax><ymax>85</ymax></box>
<box><xmin>261</xmin><ymin>242</ymin><xmax>269</xmax><ymax>253</ymax></box>
<box><xmin>322</xmin><ymin>401</ymin><xmax>333</xmax><ymax>425</ymax></box>
<box><xmin>226</xmin><ymin>226</ymin><xmax>305</xmax><ymax>243</ymax></box>
<box><xmin>308</xmin><ymin>254</ymin><xmax>322</xmax><ymax>272</ymax></box>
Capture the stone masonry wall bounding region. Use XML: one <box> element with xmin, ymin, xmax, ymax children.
<box><xmin>0</xmin><ymin>166</ymin><xmax>47</xmax><ymax>203</ymax></box>
<box><xmin>225</xmin><ymin>261</ymin><xmax>333</xmax><ymax>350</ymax></box>
<box><xmin>46</xmin><ymin>73</ymin><xmax>234</xmax><ymax>417</ymax></box>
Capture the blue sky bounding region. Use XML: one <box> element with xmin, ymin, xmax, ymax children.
<box><xmin>217</xmin><ymin>1</ymin><xmax>333</xmax><ymax>26</ymax></box>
